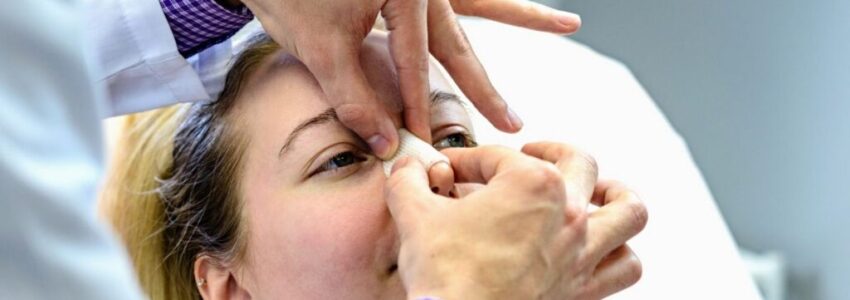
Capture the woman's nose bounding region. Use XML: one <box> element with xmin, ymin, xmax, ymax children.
<box><xmin>427</xmin><ymin>162</ymin><xmax>455</xmax><ymax>197</ymax></box>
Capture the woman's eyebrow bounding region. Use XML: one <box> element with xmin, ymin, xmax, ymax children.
<box><xmin>278</xmin><ymin>92</ymin><xmax>459</xmax><ymax>157</ymax></box>
<box><xmin>278</xmin><ymin>108</ymin><xmax>338</xmax><ymax>157</ymax></box>
<box><xmin>430</xmin><ymin>90</ymin><xmax>463</xmax><ymax>106</ymax></box>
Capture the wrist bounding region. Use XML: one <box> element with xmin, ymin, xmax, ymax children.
<box><xmin>403</xmin><ymin>258</ymin><xmax>542</xmax><ymax>300</ymax></box>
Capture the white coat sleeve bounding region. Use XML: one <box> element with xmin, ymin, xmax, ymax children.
<box><xmin>84</xmin><ymin>0</ymin><xmax>211</xmax><ymax>116</ymax></box>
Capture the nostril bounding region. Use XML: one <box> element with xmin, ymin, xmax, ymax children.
<box><xmin>431</xmin><ymin>186</ymin><xmax>439</xmax><ymax>194</ymax></box>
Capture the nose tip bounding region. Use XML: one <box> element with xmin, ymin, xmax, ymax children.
<box><xmin>427</xmin><ymin>161</ymin><xmax>455</xmax><ymax>197</ymax></box>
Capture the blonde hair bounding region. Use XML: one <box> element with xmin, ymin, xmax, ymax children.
<box><xmin>101</xmin><ymin>104</ymin><xmax>187</xmax><ymax>299</ymax></box>
<box><xmin>101</xmin><ymin>35</ymin><xmax>279</xmax><ymax>299</ymax></box>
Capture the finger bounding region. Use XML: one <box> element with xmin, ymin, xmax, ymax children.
<box><xmin>591</xmin><ymin>180</ymin><xmax>624</xmax><ymax>206</ymax></box>
<box><xmin>451</xmin><ymin>0</ymin><xmax>581</xmax><ymax>35</ymax></box>
<box><xmin>301</xmin><ymin>40</ymin><xmax>399</xmax><ymax>159</ymax></box>
<box><xmin>441</xmin><ymin>146</ymin><xmax>528</xmax><ymax>184</ymax></box>
<box><xmin>442</xmin><ymin>146</ymin><xmax>564</xmax><ymax>199</ymax></box>
<box><xmin>428</xmin><ymin>0</ymin><xmax>522</xmax><ymax>133</ymax></box>
<box><xmin>521</xmin><ymin>142</ymin><xmax>598</xmax><ymax>208</ymax></box>
<box><xmin>584</xmin><ymin>245</ymin><xmax>643</xmax><ymax>299</ymax></box>
<box><xmin>385</xmin><ymin>157</ymin><xmax>447</xmax><ymax>236</ymax></box>
<box><xmin>383</xmin><ymin>0</ymin><xmax>432</xmax><ymax>142</ymax></box>
<box><xmin>585</xmin><ymin>183</ymin><xmax>648</xmax><ymax>264</ymax></box>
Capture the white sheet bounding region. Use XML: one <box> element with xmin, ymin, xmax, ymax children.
<box><xmin>459</xmin><ymin>18</ymin><xmax>762</xmax><ymax>300</ymax></box>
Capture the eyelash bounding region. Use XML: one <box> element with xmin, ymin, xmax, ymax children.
<box><xmin>308</xmin><ymin>130</ymin><xmax>476</xmax><ymax>178</ymax></box>
<box><xmin>309</xmin><ymin>148</ymin><xmax>370</xmax><ymax>177</ymax></box>
<box><xmin>433</xmin><ymin>132</ymin><xmax>478</xmax><ymax>150</ymax></box>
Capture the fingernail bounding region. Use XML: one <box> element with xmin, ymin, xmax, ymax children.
<box><xmin>506</xmin><ymin>107</ymin><xmax>524</xmax><ymax>131</ymax></box>
<box><xmin>368</xmin><ymin>134</ymin><xmax>392</xmax><ymax>158</ymax></box>
<box><xmin>555</xmin><ymin>11</ymin><xmax>582</xmax><ymax>30</ymax></box>
<box><xmin>430</xmin><ymin>160</ymin><xmax>450</xmax><ymax>170</ymax></box>
<box><xmin>370</xmin><ymin>120</ymin><xmax>399</xmax><ymax>158</ymax></box>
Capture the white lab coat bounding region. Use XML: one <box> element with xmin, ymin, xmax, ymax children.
<box><xmin>0</xmin><ymin>1</ymin><xmax>142</xmax><ymax>298</ymax></box>
<box><xmin>85</xmin><ymin>0</ymin><xmax>210</xmax><ymax>116</ymax></box>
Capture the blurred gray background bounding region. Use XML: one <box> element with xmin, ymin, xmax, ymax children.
<box><xmin>534</xmin><ymin>0</ymin><xmax>849</xmax><ymax>299</ymax></box>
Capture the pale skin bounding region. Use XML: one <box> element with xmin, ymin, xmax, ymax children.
<box><xmin>223</xmin><ymin>0</ymin><xmax>582</xmax><ymax>158</ymax></box>
<box><xmin>194</xmin><ymin>34</ymin><xmax>646</xmax><ymax>299</ymax></box>
<box><xmin>195</xmin><ymin>34</ymin><xmax>478</xmax><ymax>299</ymax></box>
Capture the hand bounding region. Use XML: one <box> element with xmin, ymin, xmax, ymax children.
<box><xmin>522</xmin><ymin>142</ymin><xmax>648</xmax><ymax>299</ymax></box>
<box><xmin>238</xmin><ymin>0</ymin><xmax>581</xmax><ymax>158</ymax></box>
<box><xmin>386</xmin><ymin>146</ymin><xmax>568</xmax><ymax>299</ymax></box>
<box><xmin>385</xmin><ymin>144</ymin><xmax>647</xmax><ymax>299</ymax></box>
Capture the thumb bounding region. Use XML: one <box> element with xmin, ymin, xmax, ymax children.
<box><xmin>385</xmin><ymin>157</ymin><xmax>443</xmax><ymax>237</ymax></box>
<box><xmin>301</xmin><ymin>41</ymin><xmax>400</xmax><ymax>159</ymax></box>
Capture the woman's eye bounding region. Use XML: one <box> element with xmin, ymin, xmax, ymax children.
<box><xmin>433</xmin><ymin>133</ymin><xmax>477</xmax><ymax>149</ymax></box>
<box><xmin>314</xmin><ymin>151</ymin><xmax>367</xmax><ymax>174</ymax></box>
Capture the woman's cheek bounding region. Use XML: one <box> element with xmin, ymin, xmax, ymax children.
<box><xmin>267</xmin><ymin>167</ymin><xmax>393</xmax><ymax>286</ymax></box>
<box><xmin>315</xmin><ymin>167</ymin><xmax>393</xmax><ymax>269</ymax></box>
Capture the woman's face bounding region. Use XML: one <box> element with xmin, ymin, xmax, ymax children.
<box><xmin>216</xmin><ymin>35</ymin><xmax>475</xmax><ymax>299</ymax></box>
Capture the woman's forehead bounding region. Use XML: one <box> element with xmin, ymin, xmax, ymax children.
<box><xmin>234</xmin><ymin>37</ymin><xmax>464</xmax><ymax>131</ymax></box>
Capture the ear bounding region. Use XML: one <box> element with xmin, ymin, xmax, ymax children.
<box><xmin>194</xmin><ymin>255</ymin><xmax>252</xmax><ymax>300</ymax></box>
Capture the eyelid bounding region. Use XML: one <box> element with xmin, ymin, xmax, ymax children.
<box><xmin>308</xmin><ymin>150</ymin><xmax>368</xmax><ymax>177</ymax></box>
<box><xmin>303</xmin><ymin>143</ymin><xmax>372</xmax><ymax>179</ymax></box>
<box><xmin>432</xmin><ymin>125</ymin><xmax>476</xmax><ymax>145</ymax></box>
<box><xmin>297</xmin><ymin>128</ymin><xmax>372</xmax><ymax>178</ymax></box>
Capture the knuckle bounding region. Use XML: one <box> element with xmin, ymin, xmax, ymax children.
<box><xmin>577</xmin><ymin>151</ymin><xmax>599</xmax><ymax>177</ymax></box>
<box><xmin>624</xmin><ymin>194</ymin><xmax>649</xmax><ymax>232</ymax></box>
<box><xmin>567</xmin><ymin>207</ymin><xmax>589</xmax><ymax>230</ymax></box>
<box><xmin>396</xmin><ymin>56</ymin><xmax>430</xmax><ymax>73</ymax></box>
<box><xmin>523</xmin><ymin>162</ymin><xmax>565</xmax><ymax>197</ymax></box>
<box><xmin>433</xmin><ymin>29</ymin><xmax>474</xmax><ymax>63</ymax></box>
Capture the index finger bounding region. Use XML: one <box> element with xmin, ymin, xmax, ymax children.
<box><xmin>521</xmin><ymin>141</ymin><xmax>599</xmax><ymax>208</ymax></box>
<box><xmin>586</xmin><ymin>182</ymin><xmax>648</xmax><ymax>264</ymax></box>
<box><xmin>383</xmin><ymin>0</ymin><xmax>432</xmax><ymax>142</ymax></box>
<box><xmin>428</xmin><ymin>0</ymin><xmax>523</xmax><ymax>134</ymax></box>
